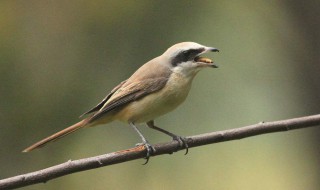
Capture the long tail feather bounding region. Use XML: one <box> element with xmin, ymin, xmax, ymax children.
<box><xmin>22</xmin><ymin>119</ymin><xmax>89</xmax><ymax>152</ymax></box>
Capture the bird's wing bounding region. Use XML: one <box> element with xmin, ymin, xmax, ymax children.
<box><xmin>79</xmin><ymin>80</ymin><xmax>127</xmax><ymax>117</ymax></box>
<box><xmin>88</xmin><ymin>77</ymin><xmax>169</xmax><ymax>123</ymax></box>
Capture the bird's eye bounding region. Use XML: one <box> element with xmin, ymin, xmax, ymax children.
<box><xmin>171</xmin><ymin>50</ymin><xmax>194</xmax><ymax>66</ymax></box>
<box><xmin>182</xmin><ymin>50</ymin><xmax>191</xmax><ymax>57</ymax></box>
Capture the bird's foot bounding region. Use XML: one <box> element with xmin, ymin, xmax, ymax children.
<box><xmin>135</xmin><ymin>141</ymin><xmax>155</xmax><ymax>165</ymax></box>
<box><xmin>172</xmin><ymin>136</ymin><xmax>189</xmax><ymax>155</ymax></box>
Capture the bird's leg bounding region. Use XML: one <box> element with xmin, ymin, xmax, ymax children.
<box><xmin>129</xmin><ymin>122</ymin><xmax>155</xmax><ymax>164</ymax></box>
<box><xmin>146</xmin><ymin>120</ymin><xmax>189</xmax><ymax>155</ymax></box>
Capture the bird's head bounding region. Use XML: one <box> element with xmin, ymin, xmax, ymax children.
<box><xmin>162</xmin><ymin>42</ymin><xmax>219</xmax><ymax>77</ymax></box>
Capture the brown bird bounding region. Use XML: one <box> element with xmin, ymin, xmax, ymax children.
<box><xmin>23</xmin><ymin>42</ymin><xmax>219</xmax><ymax>162</ymax></box>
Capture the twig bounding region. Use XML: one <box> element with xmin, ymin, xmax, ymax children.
<box><xmin>1</xmin><ymin>114</ymin><xmax>320</xmax><ymax>189</ymax></box>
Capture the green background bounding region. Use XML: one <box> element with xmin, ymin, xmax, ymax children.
<box><xmin>1</xmin><ymin>1</ymin><xmax>319</xmax><ymax>189</ymax></box>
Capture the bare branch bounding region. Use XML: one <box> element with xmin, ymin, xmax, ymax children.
<box><xmin>1</xmin><ymin>114</ymin><xmax>320</xmax><ymax>189</ymax></box>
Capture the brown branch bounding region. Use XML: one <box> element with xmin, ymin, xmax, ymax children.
<box><xmin>1</xmin><ymin>114</ymin><xmax>320</xmax><ymax>189</ymax></box>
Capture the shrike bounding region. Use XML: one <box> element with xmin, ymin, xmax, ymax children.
<box><xmin>23</xmin><ymin>42</ymin><xmax>219</xmax><ymax>162</ymax></box>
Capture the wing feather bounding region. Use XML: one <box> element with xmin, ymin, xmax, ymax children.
<box><xmin>79</xmin><ymin>80</ymin><xmax>127</xmax><ymax>117</ymax></box>
<box><xmin>88</xmin><ymin>77</ymin><xmax>168</xmax><ymax>122</ymax></box>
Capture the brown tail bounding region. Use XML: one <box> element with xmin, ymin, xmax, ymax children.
<box><xmin>22</xmin><ymin>119</ymin><xmax>89</xmax><ymax>152</ymax></box>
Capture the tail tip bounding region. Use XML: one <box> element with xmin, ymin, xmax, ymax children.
<box><xmin>22</xmin><ymin>148</ymin><xmax>32</xmax><ymax>153</ymax></box>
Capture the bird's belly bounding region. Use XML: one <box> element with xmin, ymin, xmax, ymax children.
<box><xmin>114</xmin><ymin>74</ymin><xmax>192</xmax><ymax>123</ymax></box>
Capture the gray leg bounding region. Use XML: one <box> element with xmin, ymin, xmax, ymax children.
<box><xmin>146</xmin><ymin>120</ymin><xmax>189</xmax><ymax>154</ymax></box>
<box><xmin>129</xmin><ymin>122</ymin><xmax>155</xmax><ymax>164</ymax></box>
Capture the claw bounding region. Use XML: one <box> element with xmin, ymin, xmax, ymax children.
<box><xmin>136</xmin><ymin>142</ymin><xmax>155</xmax><ymax>165</ymax></box>
<box><xmin>173</xmin><ymin>136</ymin><xmax>189</xmax><ymax>155</ymax></box>
<box><xmin>130</xmin><ymin>122</ymin><xmax>156</xmax><ymax>164</ymax></box>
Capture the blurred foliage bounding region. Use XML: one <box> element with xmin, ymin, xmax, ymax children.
<box><xmin>0</xmin><ymin>1</ymin><xmax>319</xmax><ymax>189</ymax></box>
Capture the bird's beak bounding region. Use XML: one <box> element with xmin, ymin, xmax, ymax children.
<box><xmin>207</xmin><ymin>47</ymin><xmax>219</xmax><ymax>53</ymax></box>
<box><xmin>194</xmin><ymin>47</ymin><xmax>219</xmax><ymax>68</ymax></box>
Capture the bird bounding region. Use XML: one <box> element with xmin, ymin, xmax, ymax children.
<box><xmin>22</xmin><ymin>42</ymin><xmax>219</xmax><ymax>163</ymax></box>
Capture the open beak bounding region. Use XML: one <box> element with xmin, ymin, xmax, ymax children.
<box><xmin>194</xmin><ymin>47</ymin><xmax>219</xmax><ymax>68</ymax></box>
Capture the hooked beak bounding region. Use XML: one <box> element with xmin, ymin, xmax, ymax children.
<box><xmin>194</xmin><ymin>47</ymin><xmax>219</xmax><ymax>68</ymax></box>
<box><xmin>208</xmin><ymin>47</ymin><xmax>219</xmax><ymax>53</ymax></box>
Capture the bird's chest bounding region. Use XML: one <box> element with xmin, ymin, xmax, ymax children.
<box><xmin>160</xmin><ymin>73</ymin><xmax>193</xmax><ymax>106</ymax></box>
<box><xmin>116</xmin><ymin>73</ymin><xmax>194</xmax><ymax>123</ymax></box>
<box><xmin>135</xmin><ymin>73</ymin><xmax>192</xmax><ymax>121</ymax></box>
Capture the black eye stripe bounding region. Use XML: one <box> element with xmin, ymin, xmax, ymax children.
<box><xmin>171</xmin><ymin>48</ymin><xmax>205</xmax><ymax>67</ymax></box>
<box><xmin>182</xmin><ymin>50</ymin><xmax>192</xmax><ymax>57</ymax></box>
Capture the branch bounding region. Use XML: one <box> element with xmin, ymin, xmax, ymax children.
<box><xmin>1</xmin><ymin>114</ymin><xmax>320</xmax><ymax>189</ymax></box>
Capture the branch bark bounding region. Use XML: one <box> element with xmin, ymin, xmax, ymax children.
<box><xmin>1</xmin><ymin>114</ymin><xmax>320</xmax><ymax>189</ymax></box>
